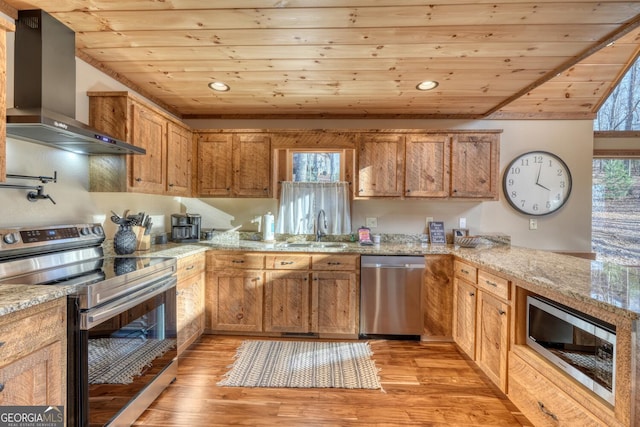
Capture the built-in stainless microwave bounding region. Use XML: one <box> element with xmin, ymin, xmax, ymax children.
<box><xmin>526</xmin><ymin>295</ymin><xmax>616</xmax><ymax>405</ymax></box>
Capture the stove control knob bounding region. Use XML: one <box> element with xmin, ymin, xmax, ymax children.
<box><xmin>92</xmin><ymin>226</ymin><xmax>104</xmax><ymax>235</ymax></box>
<box><xmin>80</xmin><ymin>227</ymin><xmax>91</xmax><ymax>236</ymax></box>
<box><xmin>3</xmin><ymin>233</ymin><xmax>18</xmax><ymax>244</ymax></box>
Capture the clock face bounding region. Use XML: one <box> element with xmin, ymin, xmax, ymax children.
<box><xmin>503</xmin><ymin>151</ymin><xmax>572</xmax><ymax>216</ymax></box>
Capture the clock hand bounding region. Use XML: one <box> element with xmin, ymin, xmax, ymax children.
<box><xmin>535</xmin><ymin>164</ymin><xmax>551</xmax><ymax>191</ymax></box>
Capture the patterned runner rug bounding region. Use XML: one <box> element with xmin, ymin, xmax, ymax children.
<box><xmin>218</xmin><ymin>340</ymin><xmax>381</xmax><ymax>389</ymax></box>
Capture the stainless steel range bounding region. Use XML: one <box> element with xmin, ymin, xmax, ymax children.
<box><xmin>0</xmin><ymin>224</ymin><xmax>177</xmax><ymax>427</ymax></box>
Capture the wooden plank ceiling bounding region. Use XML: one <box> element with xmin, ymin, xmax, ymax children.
<box><xmin>1</xmin><ymin>0</ymin><xmax>640</xmax><ymax>119</ymax></box>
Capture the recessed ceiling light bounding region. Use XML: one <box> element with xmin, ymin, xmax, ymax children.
<box><xmin>208</xmin><ymin>81</ymin><xmax>230</xmax><ymax>92</ymax></box>
<box><xmin>416</xmin><ymin>80</ymin><xmax>439</xmax><ymax>91</ymax></box>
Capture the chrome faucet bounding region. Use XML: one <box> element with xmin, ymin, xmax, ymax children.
<box><xmin>316</xmin><ymin>209</ymin><xmax>327</xmax><ymax>242</ymax></box>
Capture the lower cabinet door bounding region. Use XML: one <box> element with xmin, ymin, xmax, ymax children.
<box><xmin>452</xmin><ymin>277</ymin><xmax>477</xmax><ymax>359</ymax></box>
<box><xmin>312</xmin><ymin>271</ymin><xmax>358</xmax><ymax>336</ymax></box>
<box><xmin>475</xmin><ymin>291</ymin><xmax>509</xmax><ymax>391</ymax></box>
<box><xmin>207</xmin><ymin>270</ymin><xmax>264</xmax><ymax>332</ymax></box>
<box><xmin>0</xmin><ymin>341</ymin><xmax>64</xmax><ymax>406</ymax></box>
<box><xmin>177</xmin><ymin>272</ymin><xmax>205</xmax><ymax>355</ymax></box>
<box><xmin>264</xmin><ymin>271</ymin><xmax>311</xmax><ymax>333</ymax></box>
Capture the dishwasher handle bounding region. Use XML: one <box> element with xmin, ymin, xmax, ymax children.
<box><xmin>362</xmin><ymin>263</ymin><xmax>424</xmax><ymax>269</ymax></box>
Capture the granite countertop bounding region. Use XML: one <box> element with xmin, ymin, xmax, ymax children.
<box><xmin>2</xmin><ymin>240</ymin><xmax>639</xmax><ymax>320</ymax></box>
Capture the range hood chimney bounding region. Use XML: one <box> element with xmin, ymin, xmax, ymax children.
<box><xmin>6</xmin><ymin>10</ymin><xmax>145</xmax><ymax>155</ymax></box>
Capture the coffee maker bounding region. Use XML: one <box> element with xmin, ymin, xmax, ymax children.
<box><xmin>171</xmin><ymin>213</ymin><xmax>201</xmax><ymax>243</ymax></box>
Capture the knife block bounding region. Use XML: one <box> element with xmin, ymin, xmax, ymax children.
<box><xmin>133</xmin><ymin>226</ymin><xmax>151</xmax><ymax>251</ymax></box>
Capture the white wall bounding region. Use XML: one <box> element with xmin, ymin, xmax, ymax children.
<box><xmin>2</xmin><ymin>22</ymin><xmax>594</xmax><ymax>251</ymax></box>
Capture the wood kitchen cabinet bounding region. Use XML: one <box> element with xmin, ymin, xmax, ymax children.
<box><xmin>452</xmin><ymin>260</ymin><xmax>478</xmax><ymax>359</ymax></box>
<box><xmin>176</xmin><ymin>253</ymin><xmax>206</xmax><ymax>356</ymax></box>
<box><xmin>452</xmin><ymin>259</ymin><xmax>511</xmax><ymax>392</ymax></box>
<box><xmin>264</xmin><ymin>270</ymin><xmax>311</xmax><ymax>333</ymax></box>
<box><xmin>87</xmin><ymin>91</ymin><xmax>192</xmax><ymax>196</ymax></box>
<box><xmin>356</xmin><ymin>133</ymin><xmax>405</xmax><ymax>197</ymax></box>
<box><xmin>0</xmin><ymin>298</ymin><xmax>66</xmax><ymax>407</ymax></box>
<box><xmin>196</xmin><ymin>132</ymin><xmax>271</xmax><ymax>197</ymax></box>
<box><xmin>312</xmin><ymin>269</ymin><xmax>358</xmax><ymax>336</ymax></box>
<box><xmin>450</xmin><ymin>133</ymin><xmax>499</xmax><ymax>199</ymax></box>
<box><xmin>206</xmin><ymin>252</ymin><xmax>265</xmax><ymax>333</ymax></box>
<box><xmin>355</xmin><ymin>131</ymin><xmax>500</xmax><ymax>200</ymax></box>
<box><xmin>405</xmin><ymin>134</ymin><xmax>450</xmax><ymax>198</ymax></box>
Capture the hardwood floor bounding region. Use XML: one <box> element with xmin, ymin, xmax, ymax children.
<box><xmin>134</xmin><ymin>335</ymin><xmax>531</xmax><ymax>426</ymax></box>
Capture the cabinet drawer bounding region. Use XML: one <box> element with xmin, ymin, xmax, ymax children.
<box><xmin>0</xmin><ymin>298</ymin><xmax>65</xmax><ymax>366</ymax></box>
<box><xmin>265</xmin><ymin>254</ymin><xmax>310</xmax><ymax>270</ymax></box>
<box><xmin>508</xmin><ymin>353</ymin><xmax>604</xmax><ymax>426</ymax></box>
<box><xmin>477</xmin><ymin>270</ymin><xmax>509</xmax><ymax>300</ymax></box>
<box><xmin>312</xmin><ymin>254</ymin><xmax>359</xmax><ymax>271</ymax></box>
<box><xmin>211</xmin><ymin>253</ymin><xmax>265</xmax><ymax>270</ymax></box>
<box><xmin>453</xmin><ymin>260</ymin><xmax>477</xmax><ymax>282</ymax></box>
<box><xmin>177</xmin><ymin>253</ymin><xmax>205</xmax><ymax>281</ymax></box>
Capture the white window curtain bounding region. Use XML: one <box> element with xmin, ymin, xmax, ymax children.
<box><xmin>276</xmin><ymin>182</ymin><xmax>351</xmax><ymax>235</ymax></box>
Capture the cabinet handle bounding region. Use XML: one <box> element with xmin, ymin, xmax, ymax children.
<box><xmin>498</xmin><ymin>309</ymin><xmax>506</xmax><ymax>316</ymax></box>
<box><xmin>255</xmin><ymin>277</ymin><xmax>261</xmax><ymax>281</ymax></box>
<box><xmin>485</xmin><ymin>280</ymin><xmax>497</xmax><ymax>287</ymax></box>
<box><xmin>186</xmin><ymin>265</ymin><xmax>195</xmax><ymax>270</ymax></box>
<box><xmin>280</xmin><ymin>261</ymin><xmax>294</xmax><ymax>265</ymax></box>
<box><xmin>0</xmin><ymin>341</ymin><xmax>4</xmax><ymax>347</ymax></box>
<box><xmin>135</xmin><ymin>177</ymin><xmax>142</xmax><ymax>182</ymax></box>
<box><xmin>469</xmin><ymin>292</ymin><xmax>475</xmax><ymax>297</ymax></box>
<box><xmin>236</xmin><ymin>313</ymin><xmax>244</xmax><ymax>320</ymax></box>
<box><xmin>0</xmin><ymin>383</ymin><xmax>4</xmax><ymax>392</ymax></box>
<box><xmin>169</xmin><ymin>183</ymin><xmax>174</xmax><ymax>187</ymax></box>
<box><xmin>327</xmin><ymin>262</ymin><xmax>341</xmax><ymax>265</ymax></box>
<box><xmin>231</xmin><ymin>260</ymin><xmax>245</xmax><ymax>264</ymax></box>
<box><xmin>461</xmin><ymin>269</ymin><xmax>469</xmax><ymax>275</ymax></box>
<box><xmin>537</xmin><ymin>401</ymin><xmax>558</xmax><ymax>421</ymax></box>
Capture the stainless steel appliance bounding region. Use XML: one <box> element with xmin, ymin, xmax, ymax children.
<box><xmin>171</xmin><ymin>213</ymin><xmax>201</xmax><ymax>243</ymax></box>
<box><xmin>0</xmin><ymin>224</ymin><xmax>177</xmax><ymax>426</ymax></box>
<box><xmin>6</xmin><ymin>10</ymin><xmax>145</xmax><ymax>155</ymax></box>
<box><xmin>360</xmin><ymin>255</ymin><xmax>423</xmax><ymax>337</ymax></box>
<box><xmin>527</xmin><ymin>295</ymin><xmax>616</xmax><ymax>404</ymax></box>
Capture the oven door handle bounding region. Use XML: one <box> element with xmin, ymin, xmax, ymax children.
<box><xmin>80</xmin><ymin>276</ymin><xmax>176</xmax><ymax>330</ymax></box>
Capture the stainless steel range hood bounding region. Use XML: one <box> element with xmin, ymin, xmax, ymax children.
<box><xmin>6</xmin><ymin>10</ymin><xmax>145</xmax><ymax>155</ymax></box>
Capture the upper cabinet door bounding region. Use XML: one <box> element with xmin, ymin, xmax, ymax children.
<box><xmin>233</xmin><ymin>134</ymin><xmax>271</xmax><ymax>197</ymax></box>
<box><xmin>405</xmin><ymin>135</ymin><xmax>451</xmax><ymax>198</ymax></box>
<box><xmin>356</xmin><ymin>134</ymin><xmax>405</xmax><ymax>197</ymax></box>
<box><xmin>197</xmin><ymin>133</ymin><xmax>233</xmax><ymax>197</ymax></box>
<box><xmin>166</xmin><ymin>122</ymin><xmax>192</xmax><ymax>196</ymax></box>
<box><xmin>450</xmin><ymin>134</ymin><xmax>499</xmax><ymax>199</ymax></box>
<box><xmin>130</xmin><ymin>103</ymin><xmax>167</xmax><ymax>193</ymax></box>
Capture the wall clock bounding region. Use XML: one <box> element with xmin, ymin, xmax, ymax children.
<box><xmin>503</xmin><ymin>151</ymin><xmax>572</xmax><ymax>216</ymax></box>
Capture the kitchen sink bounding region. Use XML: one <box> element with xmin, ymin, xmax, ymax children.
<box><xmin>278</xmin><ymin>242</ymin><xmax>348</xmax><ymax>249</ymax></box>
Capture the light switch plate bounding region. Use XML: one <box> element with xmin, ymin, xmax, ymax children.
<box><xmin>365</xmin><ymin>217</ymin><xmax>378</xmax><ymax>228</ymax></box>
<box><xmin>459</xmin><ymin>217</ymin><xmax>467</xmax><ymax>228</ymax></box>
<box><xmin>529</xmin><ymin>218</ymin><xmax>538</xmax><ymax>230</ymax></box>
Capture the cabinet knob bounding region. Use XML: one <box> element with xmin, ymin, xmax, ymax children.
<box><xmin>169</xmin><ymin>183</ymin><xmax>175</xmax><ymax>187</ymax></box>
<box><xmin>406</xmin><ymin>189</ymin><xmax>411</xmax><ymax>193</ymax></box>
<box><xmin>469</xmin><ymin>292</ymin><xmax>475</xmax><ymax>297</ymax></box>
<box><xmin>135</xmin><ymin>177</ymin><xmax>142</xmax><ymax>182</ymax></box>
<box><xmin>498</xmin><ymin>309</ymin><xmax>506</xmax><ymax>316</ymax></box>
<box><xmin>236</xmin><ymin>313</ymin><xmax>244</xmax><ymax>320</ymax></box>
<box><xmin>453</xmin><ymin>189</ymin><xmax>457</xmax><ymax>193</ymax></box>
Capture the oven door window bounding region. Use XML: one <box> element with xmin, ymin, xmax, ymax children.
<box><xmin>85</xmin><ymin>288</ymin><xmax>176</xmax><ymax>424</ymax></box>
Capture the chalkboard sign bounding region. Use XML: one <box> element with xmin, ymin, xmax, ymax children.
<box><xmin>428</xmin><ymin>221</ymin><xmax>446</xmax><ymax>244</ymax></box>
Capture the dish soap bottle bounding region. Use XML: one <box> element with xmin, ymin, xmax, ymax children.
<box><xmin>263</xmin><ymin>212</ymin><xmax>275</xmax><ymax>242</ymax></box>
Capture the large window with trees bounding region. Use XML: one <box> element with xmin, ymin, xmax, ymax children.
<box><xmin>592</xmin><ymin>55</ymin><xmax>640</xmax><ymax>265</ymax></box>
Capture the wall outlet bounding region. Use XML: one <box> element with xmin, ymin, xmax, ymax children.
<box><xmin>365</xmin><ymin>217</ymin><xmax>378</xmax><ymax>228</ymax></box>
<box><xmin>529</xmin><ymin>218</ymin><xmax>538</xmax><ymax>230</ymax></box>
<box><xmin>459</xmin><ymin>217</ymin><xmax>467</xmax><ymax>228</ymax></box>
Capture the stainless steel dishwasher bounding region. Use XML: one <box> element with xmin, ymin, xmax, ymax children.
<box><xmin>360</xmin><ymin>255</ymin><xmax>424</xmax><ymax>337</ymax></box>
